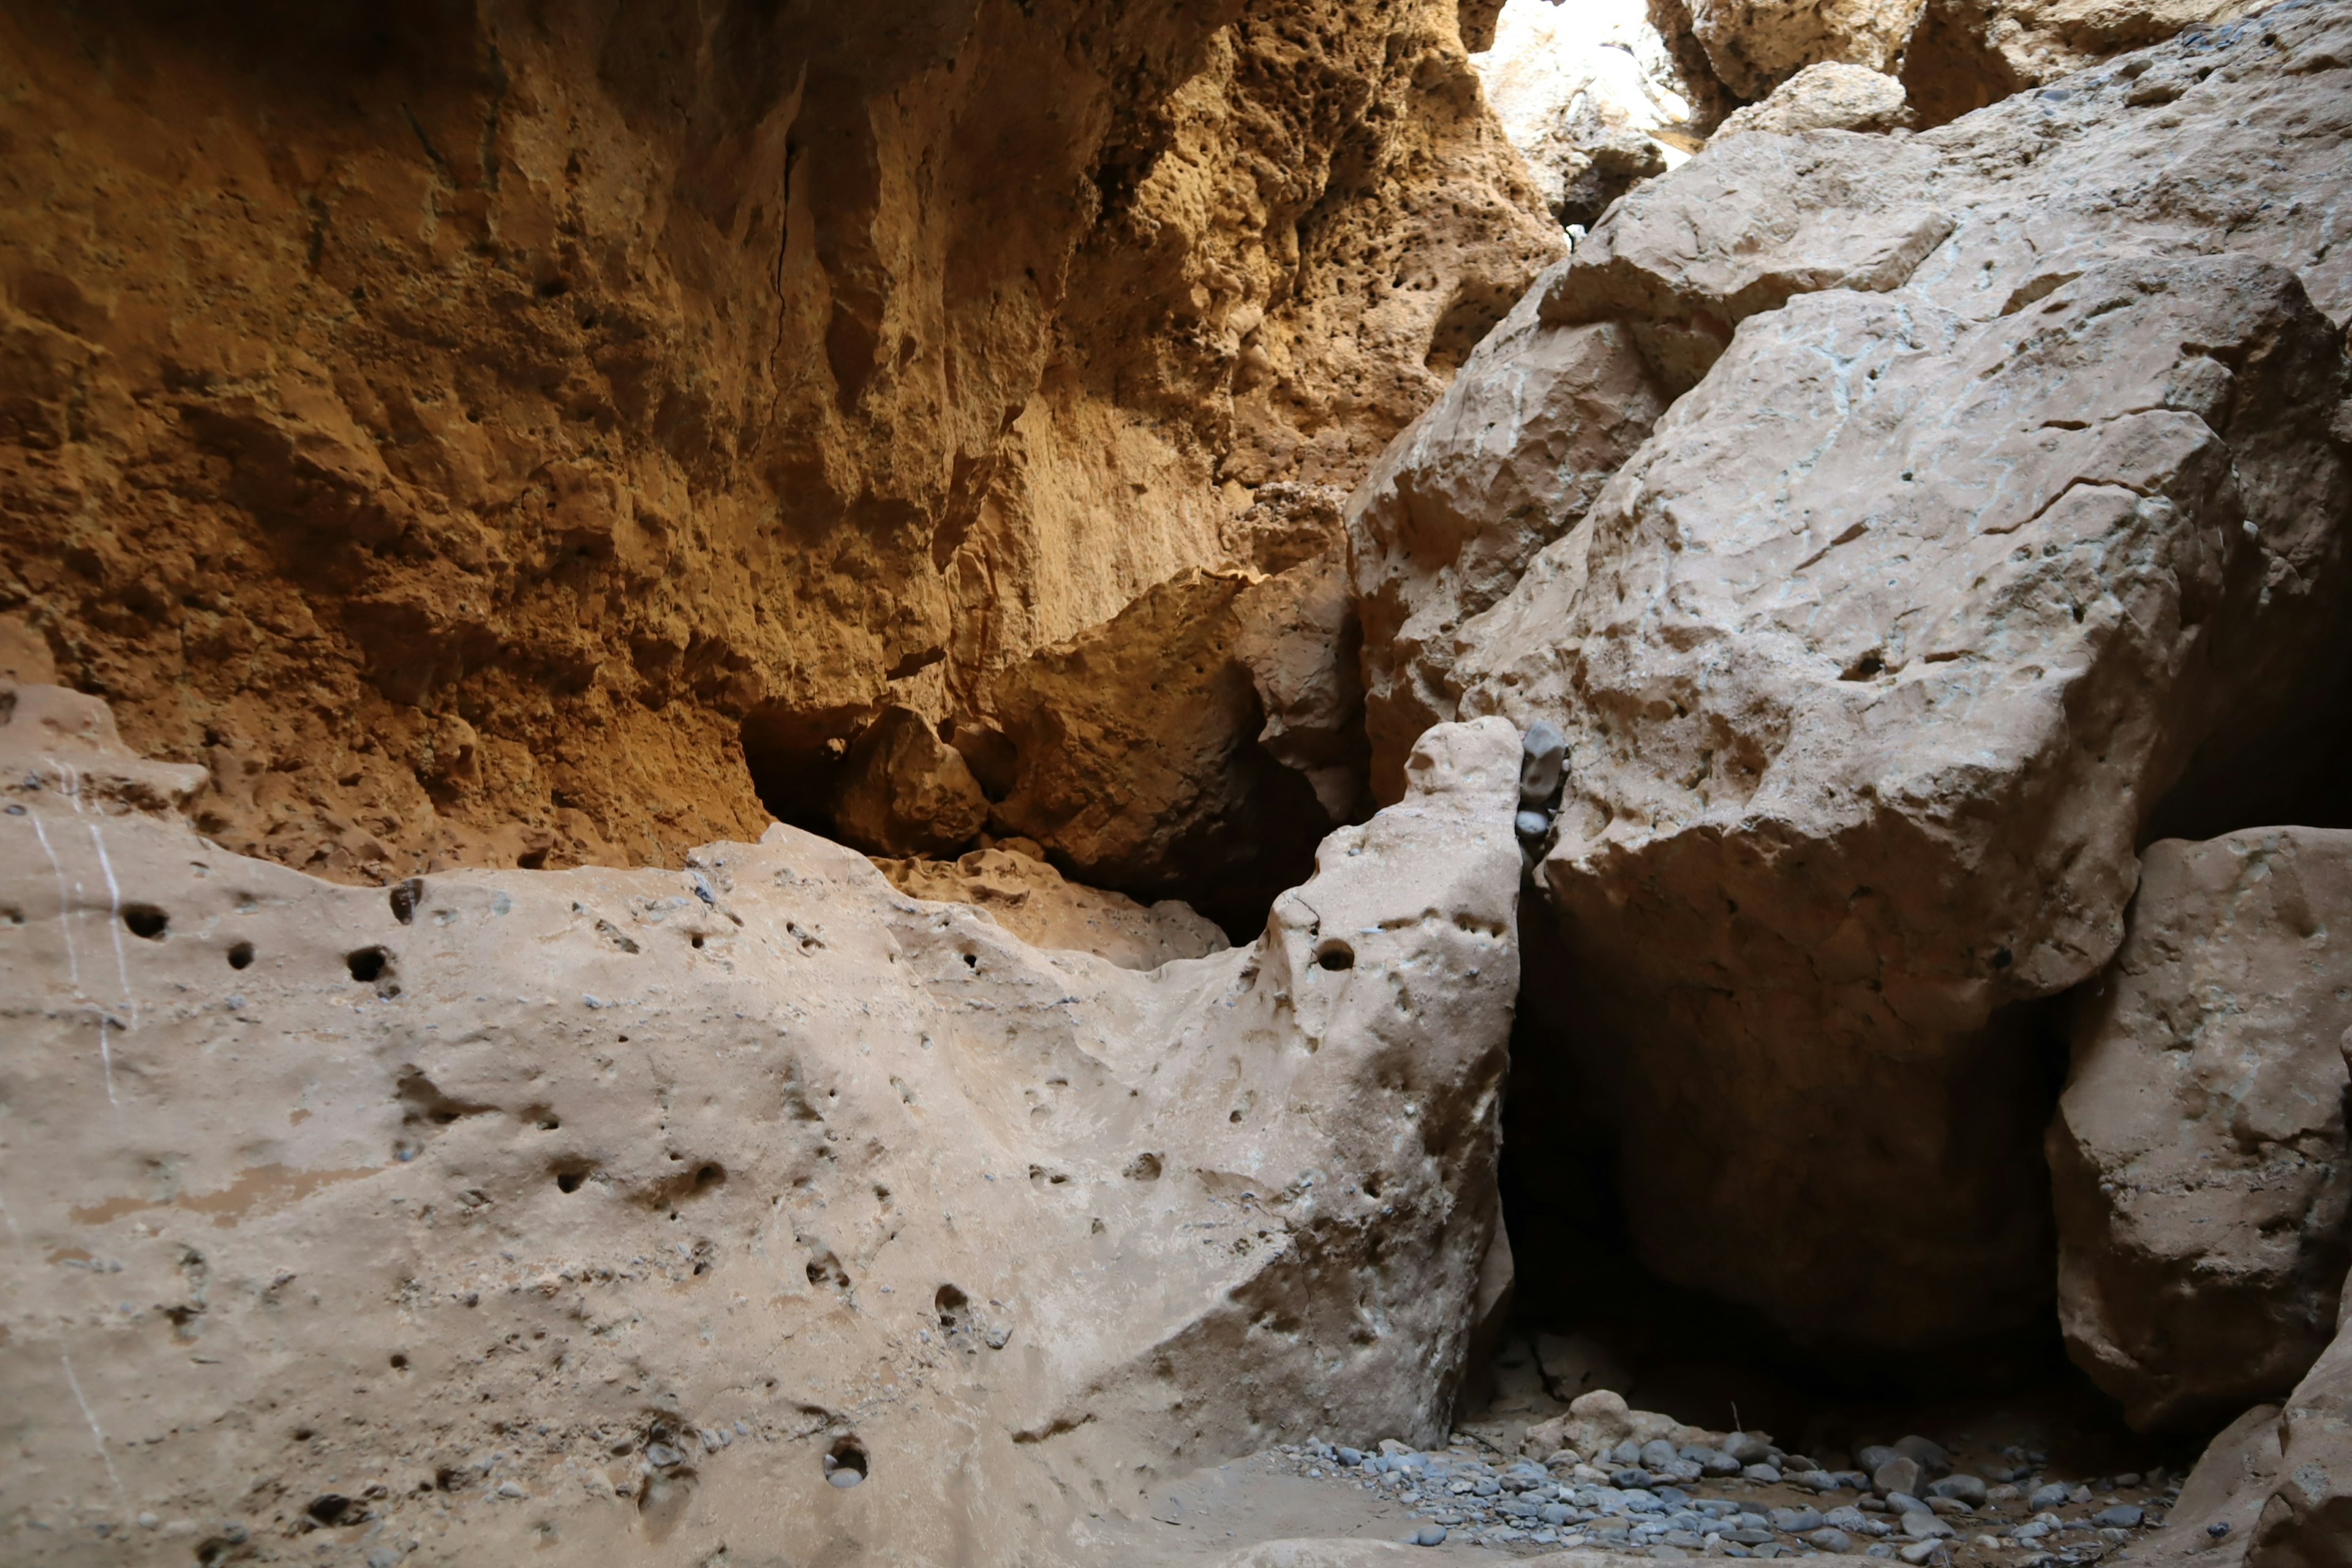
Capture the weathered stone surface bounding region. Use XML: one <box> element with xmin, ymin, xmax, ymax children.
<box><xmin>987</xmin><ymin>568</ymin><xmax>1335</xmax><ymax>922</ymax></box>
<box><xmin>829</xmin><ymin>707</ymin><xmax>992</xmax><ymax>859</ymax></box>
<box><xmin>1348</xmin><ymin>283</ymin><xmax>1667</xmax><ymax>799</ymax></box>
<box><xmin>872</xmin><ymin>846</ymin><xmax>1232</xmax><ymax>970</ymax></box>
<box><xmin>2255</xmin><ymin>1285</ymin><xmax>2352</xmax><ymax>1568</ymax></box>
<box><xmin>0</xmin><ymin>0</ymin><xmax>1558</xmax><ymax>886</ymax></box>
<box><xmin>1662</xmin><ymin>0</ymin><xmax>1929</xmax><ymax>98</ymax></box>
<box><xmin>1347</xmin><ymin>2</ymin><xmax>2352</xmax><ymax>1355</ymax></box>
<box><xmin>1716</xmin><ymin>61</ymin><xmax>1915</xmax><ymax>134</ymax></box>
<box><xmin>2054</xmin><ymin>828</ymin><xmax>2352</xmax><ymax>1431</ymax></box>
<box><xmin>2117</xmin><ymin>1403</ymin><xmax>2285</xmax><ymax>1568</ymax></box>
<box><xmin>1904</xmin><ymin>0</ymin><xmax>2263</xmax><ymax>124</ymax></box>
<box><xmin>1235</xmin><ymin>552</ymin><xmax>1371</xmax><ymax>827</ymax></box>
<box><xmin>0</xmin><ymin>680</ymin><xmax>1526</xmax><ymax>1564</ymax></box>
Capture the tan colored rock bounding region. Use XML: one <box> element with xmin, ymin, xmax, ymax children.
<box><xmin>2117</xmin><ymin>1403</ymin><xmax>2284</xmax><ymax>1567</ymax></box>
<box><xmin>1235</xmin><ymin>552</ymin><xmax>1371</xmax><ymax>826</ymax></box>
<box><xmin>2255</xmin><ymin>1283</ymin><xmax>2352</xmax><ymax>1567</ymax></box>
<box><xmin>1716</xmin><ymin>61</ymin><xmax>1915</xmax><ymax>134</ymax></box>
<box><xmin>0</xmin><ymin>682</ymin><xmax>1528</xmax><ymax>1564</ymax></box>
<box><xmin>872</xmin><ymin>847</ymin><xmax>1231</xmax><ymax>970</ymax></box>
<box><xmin>829</xmin><ymin>707</ymin><xmax>992</xmax><ymax>859</ymax></box>
<box><xmin>1904</xmin><ymin>0</ymin><xmax>2263</xmax><ymax>126</ymax></box>
<box><xmin>987</xmin><ymin>568</ymin><xmax>1332</xmax><ymax>921</ymax></box>
<box><xmin>1452</xmin><ymin>247</ymin><xmax>2352</xmax><ymax>1351</ymax></box>
<box><xmin>1348</xmin><ymin>281</ymin><xmax>1667</xmax><ymax>798</ymax></box>
<box><xmin>1336</xmin><ymin>7</ymin><xmax>2352</xmax><ymax>1352</ymax></box>
<box><xmin>1664</xmin><ymin>0</ymin><xmax>1930</xmax><ymax>99</ymax></box>
<box><xmin>2053</xmin><ymin>829</ymin><xmax>2352</xmax><ymax>1431</ymax></box>
<box><xmin>0</xmin><ymin>0</ymin><xmax>1556</xmax><ymax>887</ymax></box>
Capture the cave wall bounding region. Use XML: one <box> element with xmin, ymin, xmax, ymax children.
<box><xmin>0</xmin><ymin>0</ymin><xmax>1558</xmax><ymax>884</ymax></box>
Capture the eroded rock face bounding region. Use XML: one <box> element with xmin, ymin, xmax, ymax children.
<box><xmin>0</xmin><ymin>683</ymin><xmax>1526</xmax><ymax>1564</ymax></box>
<box><xmin>1348</xmin><ymin>285</ymin><xmax>1667</xmax><ymax>799</ymax></box>
<box><xmin>1383</xmin><ymin>0</ymin><xmax>2352</xmax><ymax>1357</ymax></box>
<box><xmin>829</xmin><ymin>707</ymin><xmax>993</xmax><ymax>859</ymax></box>
<box><xmin>0</xmin><ymin>0</ymin><xmax>1558</xmax><ymax>886</ymax></box>
<box><xmin>1903</xmin><ymin>0</ymin><xmax>2263</xmax><ymax>123</ymax></box>
<box><xmin>2255</xmin><ymin>1286</ymin><xmax>2352</xmax><ymax>1567</ymax></box>
<box><xmin>1662</xmin><ymin>0</ymin><xmax>1928</xmax><ymax>98</ymax></box>
<box><xmin>2053</xmin><ymin>829</ymin><xmax>2352</xmax><ymax>1433</ymax></box>
<box><xmin>871</xmin><ymin>846</ymin><xmax>1232</xmax><ymax>970</ymax></box>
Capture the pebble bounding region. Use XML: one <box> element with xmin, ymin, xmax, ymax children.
<box><xmin>1893</xmin><ymin>1437</ymin><xmax>1950</xmax><ymax>1478</ymax></box>
<box><xmin>2094</xmin><ymin>1504</ymin><xmax>2145</xmax><ymax>1528</ymax></box>
<box><xmin>1406</xmin><ymin>1525</ymin><xmax>1448</xmax><ymax>1546</ymax></box>
<box><xmin>1927</xmin><ymin>1475</ymin><xmax>1986</xmax><ymax>1506</ymax></box>
<box><xmin>828</xmin><ymin>1470</ymin><xmax>865</xmax><ymax>1489</ymax></box>
<box><xmin>1897</xmin><ymin>1542</ymin><xmax>1943</xmax><ymax>1566</ymax></box>
<box><xmin>1901</xmin><ymin>1512</ymin><xmax>1954</xmax><ymax>1541</ymax></box>
<box><xmin>1873</xmin><ymin>1457</ymin><xmax>1924</xmax><ymax>1498</ymax></box>
<box><xmin>1744</xmin><ymin>1464</ymin><xmax>1783</xmax><ymax>1484</ymax></box>
<box><xmin>1810</xmin><ymin>1528</ymin><xmax>1855</xmax><ymax>1553</ymax></box>
<box><xmin>2027</xmin><ymin>1482</ymin><xmax>2072</xmax><ymax>1510</ymax></box>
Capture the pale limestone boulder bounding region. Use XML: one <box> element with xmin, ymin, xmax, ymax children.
<box><xmin>2054</xmin><ymin>829</ymin><xmax>2352</xmax><ymax>1431</ymax></box>
<box><xmin>872</xmin><ymin>846</ymin><xmax>1231</xmax><ymax>971</ymax></box>
<box><xmin>0</xmin><ymin>683</ymin><xmax>1526</xmax><ymax>1564</ymax></box>
<box><xmin>1348</xmin><ymin>281</ymin><xmax>1667</xmax><ymax>798</ymax></box>
<box><xmin>1904</xmin><ymin>0</ymin><xmax>2264</xmax><ymax>124</ymax></box>
<box><xmin>1663</xmin><ymin>0</ymin><xmax>1930</xmax><ymax>98</ymax></box>
<box><xmin>829</xmin><ymin>706</ymin><xmax>991</xmax><ymax>858</ymax></box>
<box><xmin>1716</xmin><ymin>61</ymin><xmax>1915</xmax><ymax>135</ymax></box>
<box><xmin>2117</xmin><ymin>1403</ymin><xmax>2285</xmax><ymax>1567</ymax></box>
<box><xmin>1450</xmin><ymin>252</ymin><xmax>2352</xmax><ymax>1349</ymax></box>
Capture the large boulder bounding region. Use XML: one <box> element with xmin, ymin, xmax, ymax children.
<box><xmin>1715</xmin><ymin>61</ymin><xmax>1915</xmax><ymax>135</ymax></box>
<box><xmin>829</xmin><ymin>706</ymin><xmax>992</xmax><ymax>858</ymax></box>
<box><xmin>2053</xmin><ymin>829</ymin><xmax>2352</xmax><ymax>1432</ymax></box>
<box><xmin>0</xmin><ymin>679</ymin><xmax>1526</xmax><ymax>1564</ymax></box>
<box><xmin>1662</xmin><ymin>0</ymin><xmax>1929</xmax><ymax>99</ymax></box>
<box><xmin>1348</xmin><ymin>284</ymin><xmax>1667</xmax><ymax>799</ymax></box>
<box><xmin>1351</xmin><ymin>1</ymin><xmax>2352</xmax><ymax>1355</ymax></box>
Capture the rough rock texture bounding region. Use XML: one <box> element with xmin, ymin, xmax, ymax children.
<box><xmin>0</xmin><ymin>679</ymin><xmax>1526</xmax><ymax>1564</ymax></box>
<box><xmin>0</xmin><ymin>0</ymin><xmax>1558</xmax><ymax>888</ymax></box>
<box><xmin>1234</xmin><ymin>552</ymin><xmax>1372</xmax><ymax>827</ymax></box>
<box><xmin>2053</xmin><ymin>829</ymin><xmax>2352</xmax><ymax>1433</ymax></box>
<box><xmin>828</xmin><ymin>707</ymin><xmax>992</xmax><ymax>859</ymax></box>
<box><xmin>2255</xmin><ymin>1281</ymin><xmax>2352</xmax><ymax>1568</ymax></box>
<box><xmin>2120</xmin><ymin>1403</ymin><xmax>2287</xmax><ymax>1568</ymax></box>
<box><xmin>872</xmin><ymin>846</ymin><xmax>1233</xmax><ymax>970</ymax></box>
<box><xmin>1348</xmin><ymin>283</ymin><xmax>1667</xmax><ymax>799</ymax></box>
<box><xmin>986</xmin><ymin>568</ymin><xmax>1335</xmax><ymax>926</ymax></box>
<box><xmin>1662</xmin><ymin>0</ymin><xmax>1929</xmax><ymax>97</ymax></box>
<box><xmin>1715</xmin><ymin>61</ymin><xmax>1915</xmax><ymax>133</ymax></box>
<box><xmin>1469</xmin><ymin>0</ymin><xmax>1698</xmax><ymax>227</ymax></box>
<box><xmin>1903</xmin><ymin>0</ymin><xmax>2263</xmax><ymax>123</ymax></box>
<box><xmin>1403</xmin><ymin>1</ymin><xmax>2352</xmax><ymax>1354</ymax></box>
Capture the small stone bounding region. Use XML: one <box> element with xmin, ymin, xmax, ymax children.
<box><xmin>1771</xmin><ymin>1507</ymin><xmax>1824</xmax><ymax>1532</ymax></box>
<box><xmin>1901</xmin><ymin>1513</ymin><xmax>1953</xmax><ymax>1541</ymax></box>
<box><xmin>1927</xmin><ymin>1476</ymin><xmax>1986</xmax><ymax>1506</ymax></box>
<box><xmin>368</xmin><ymin>1551</ymin><xmax>401</xmax><ymax>1568</ymax></box>
<box><xmin>1872</xmin><ymin>1458</ymin><xmax>1923</xmax><ymax>1499</ymax></box>
<box><xmin>1702</xmin><ymin>1450</ymin><xmax>1746</xmax><ymax>1477</ymax></box>
<box><xmin>1517</xmin><ymin>809</ymin><xmax>1552</xmax><ymax>840</ymax></box>
<box><xmin>2208</xmin><ymin>1521</ymin><xmax>2233</xmax><ymax>1539</ymax></box>
<box><xmin>1896</xmin><ymin>1543</ymin><xmax>1943</xmax><ymax>1566</ymax></box>
<box><xmin>137</xmin><ymin>1514</ymin><xmax>160</xmax><ymax>1530</ymax></box>
<box><xmin>1925</xmin><ymin>1498</ymin><xmax>1970</xmax><ymax>1517</ymax></box>
<box><xmin>2114</xmin><ymin>1472</ymin><xmax>2142</xmax><ymax>1488</ymax></box>
<box><xmin>1408</xmin><ymin>1525</ymin><xmax>1449</xmax><ymax>1546</ymax></box>
<box><xmin>1810</xmin><ymin>1528</ymin><xmax>1855</xmax><ymax>1553</ymax></box>
<box><xmin>1520</xmin><ymin>721</ymin><xmax>1566</xmax><ymax>808</ymax></box>
<box><xmin>1892</xmin><ymin>1438</ymin><xmax>1949</xmax><ymax>1479</ymax></box>
<box><xmin>1795</xmin><ymin>1469</ymin><xmax>1842</xmax><ymax>1493</ymax></box>
<box><xmin>828</xmin><ymin>1470</ymin><xmax>864</xmax><ymax>1489</ymax></box>
<box><xmin>2092</xmin><ymin>1505</ymin><xmax>2144</xmax><ymax>1529</ymax></box>
<box><xmin>1745</xmin><ymin>1464</ymin><xmax>1782</xmax><ymax>1485</ymax></box>
<box><xmin>1725</xmin><ymin>1433</ymin><xmax>1774</xmax><ymax>1464</ymax></box>
<box><xmin>1856</xmin><ymin>1447</ymin><xmax>1899</xmax><ymax>1474</ymax></box>
<box><xmin>2027</xmin><ymin>1483</ymin><xmax>2071</xmax><ymax>1511</ymax></box>
<box><xmin>1885</xmin><ymin>1494</ymin><xmax>1925</xmax><ymax>1516</ymax></box>
<box><xmin>645</xmin><ymin>1443</ymin><xmax>684</xmax><ymax>1468</ymax></box>
<box><xmin>494</xmin><ymin>1482</ymin><xmax>525</xmax><ymax>1499</ymax></box>
<box><xmin>1336</xmin><ymin>1447</ymin><xmax>1363</xmax><ymax>1466</ymax></box>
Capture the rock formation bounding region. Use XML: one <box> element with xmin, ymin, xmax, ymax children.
<box><xmin>0</xmin><ymin>0</ymin><xmax>1558</xmax><ymax>886</ymax></box>
<box><xmin>1362</xmin><ymin>1</ymin><xmax>2352</xmax><ymax>1352</ymax></box>
<box><xmin>0</xmin><ymin>677</ymin><xmax>1526</xmax><ymax>1562</ymax></box>
<box><xmin>1714</xmin><ymin>61</ymin><xmax>1916</xmax><ymax>134</ymax></box>
<box><xmin>872</xmin><ymin>846</ymin><xmax>1233</xmax><ymax>971</ymax></box>
<box><xmin>2053</xmin><ymin>829</ymin><xmax>2352</xmax><ymax>1433</ymax></box>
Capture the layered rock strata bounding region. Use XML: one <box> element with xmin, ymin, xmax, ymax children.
<box><xmin>1351</xmin><ymin>0</ymin><xmax>2352</xmax><ymax>1352</ymax></box>
<box><xmin>0</xmin><ymin>680</ymin><xmax>1526</xmax><ymax>1564</ymax></box>
<box><xmin>0</xmin><ymin>0</ymin><xmax>1557</xmax><ymax>885</ymax></box>
<box><xmin>2053</xmin><ymin>828</ymin><xmax>2352</xmax><ymax>1433</ymax></box>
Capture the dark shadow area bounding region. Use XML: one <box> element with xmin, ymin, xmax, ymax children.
<box><xmin>2141</xmin><ymin>633</ymin><xmax>2352</xmax><ymax>844</ymax></box>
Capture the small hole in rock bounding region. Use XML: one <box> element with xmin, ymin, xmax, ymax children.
<box><xmin>122</xmin><ymin>904</ymin><xmax>168</xmax><ymax>940</ymax></box>
<box><xmin>936</xmin><ymin>1283</ymin><xmax>968</xmax><ymax>1331</ymax></box>
<box><xmin>305</xmin><ymin>1494</ymin><xmax>351</xmax><ymax>1525</ymax></box>
<box><xmin>691</xmin><ymin>934</ymin><xmax>704</xmax><ymax>949</ymax></box>
<box><xmin>824</xmin><ymin>1436</ymin><xmax>869</xmax><ymax>1488</ymax></box>
<box><xmin>1314</xmin><ymin>941</ymin><xmax>1354</xmax><ymax>971</ymax></box>
<box><xmin>227</xmin><ymin>941</ymin><xmax>254</xmax><ymax>970</ymax></box>
<box><xmin>556</xmin><ymin>1169</ymin><xmax>586</xmax><ymax>1193</ymax></box>
<box><xmin>695</xmin><ymin>1163</ymin><xmax>725</xmax><ymax>1189</ymax></box>
<box><xmin>962</xmin><ymin>952</ymin><xmax>978</xmax><ymax>970</ymax></box>
<box><xmin>347</xmin><ymin>947</ymin><xmax>390</xmax><ymax>982</ymax></box>
<box><xmin>388</xmin><ymin>878</ymin><xmax>424</xmax><ymax>925</ymax></box>
<box><xmin>389</xmin><ymin>1353</ymin><xmax>409</xmax><ymax>1370</ymax></box>
<box><xmin>1123</xmin><ymin>1152</ymin><xmax>1162</xmax><ymax>1181</ymax></box>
